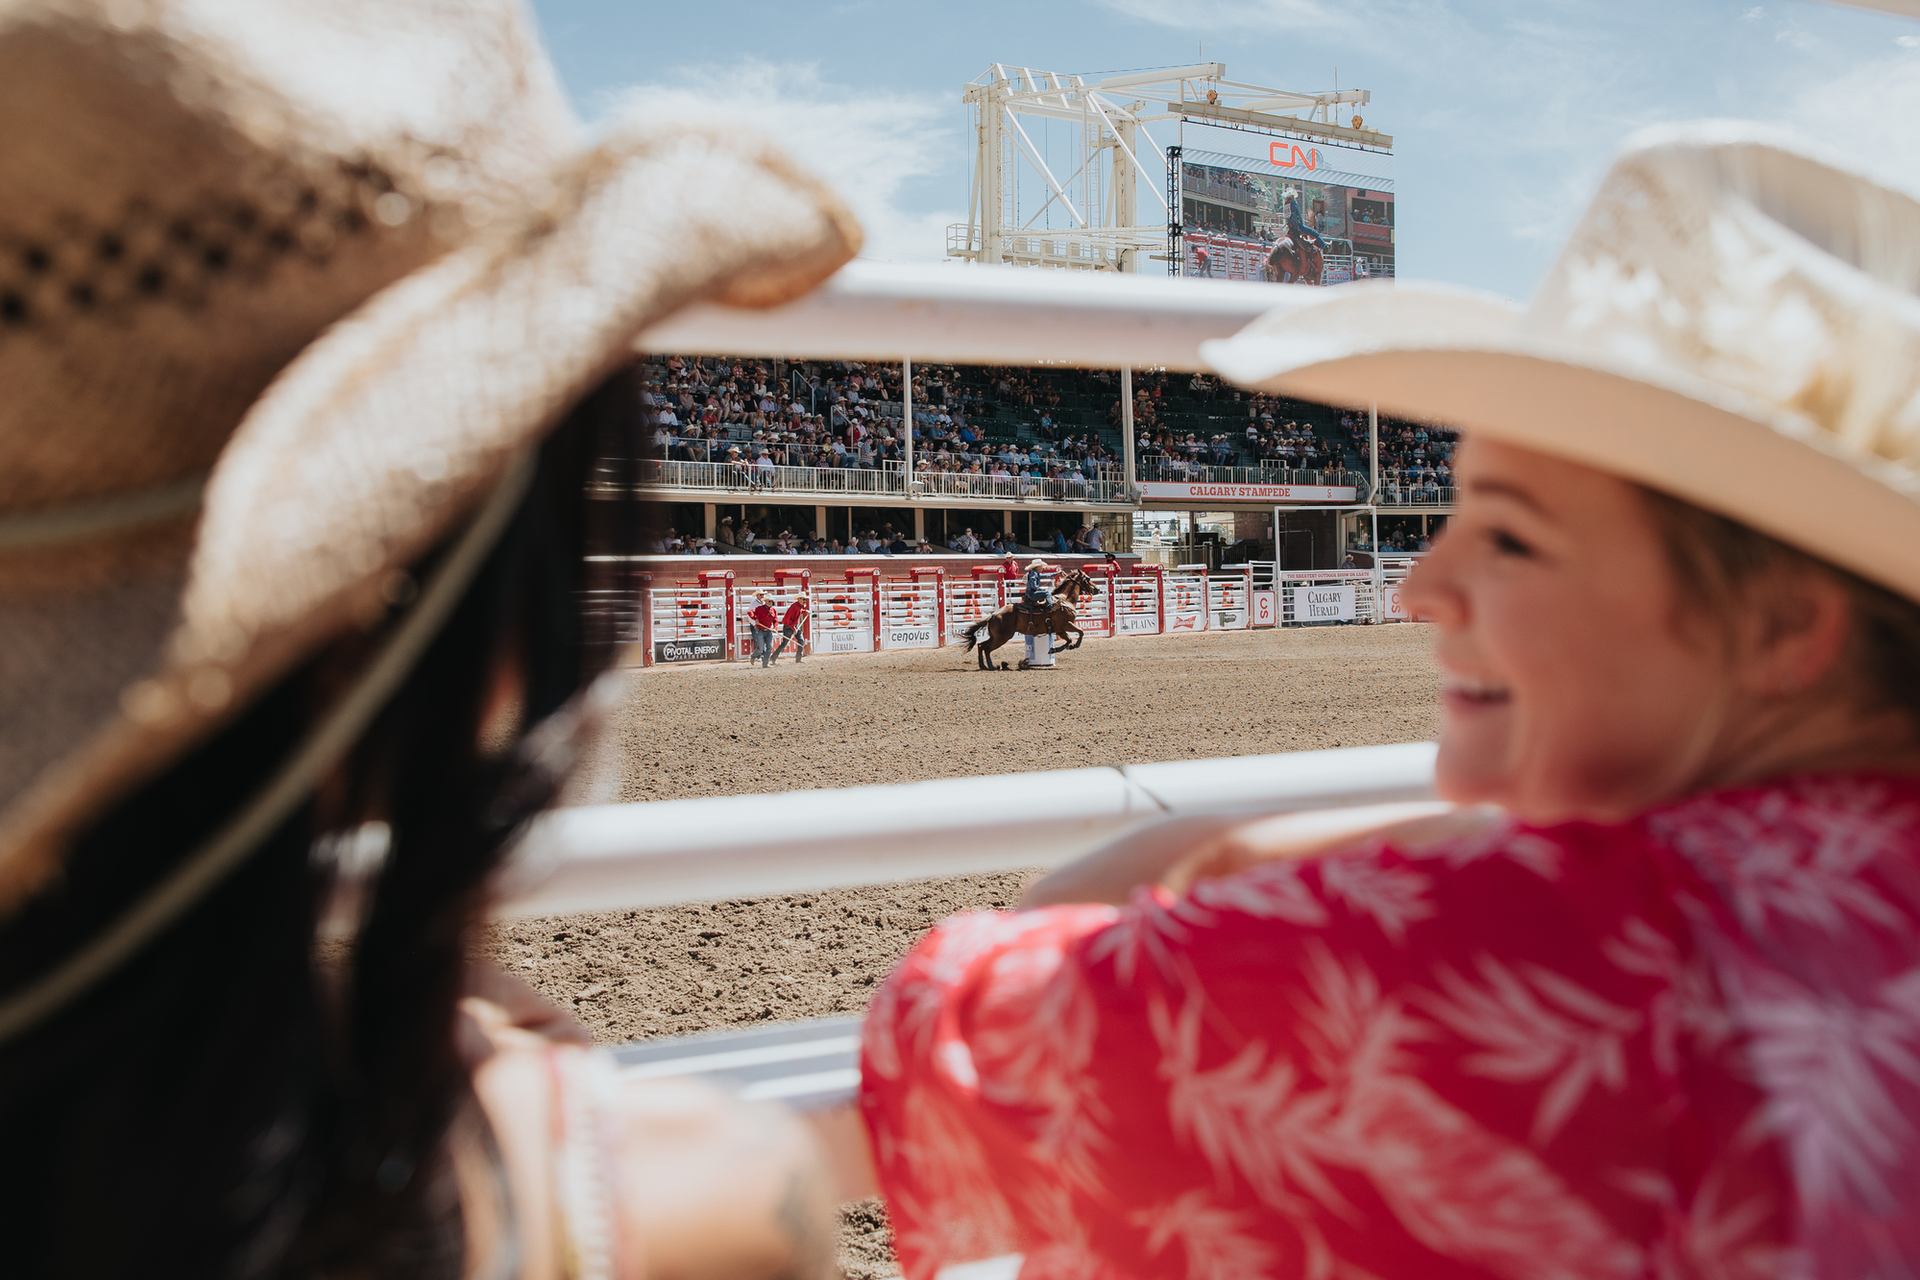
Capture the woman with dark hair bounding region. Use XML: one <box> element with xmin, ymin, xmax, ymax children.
<box><xmin>0</xmin><ymin>2</ymin><xmax>859</xmax><ymax>1277</ymax></box>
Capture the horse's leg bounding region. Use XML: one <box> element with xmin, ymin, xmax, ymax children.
<box><xmin>979</xmin><ymin>620</ymin><xmax>999</xmax><ymax>669</ymax></box>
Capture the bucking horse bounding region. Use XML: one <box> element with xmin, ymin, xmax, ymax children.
<box><xmin>961</xmin><ymin>568</ymin><xmax>1096</xmax><ymax>671</ymax></box>
<box><xmin>1265</xmin><ymin>234</ymin><xmax>1324</xmax><ymax>286</ymax></box>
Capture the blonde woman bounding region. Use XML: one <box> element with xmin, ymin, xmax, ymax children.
<box><xmin>854</xmin><ymin>129</ymin><xmax>1920</xmax><ymax>1277</ymax></box>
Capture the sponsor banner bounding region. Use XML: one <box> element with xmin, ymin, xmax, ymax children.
<box><xmin>818</xmin><ymin>629</ymin><xmax>874</xmax><ymax>654</ymax></box>
<box><xmin>1382</xmin><ymin>582</ymin><xmax>1409</xmax><ymax>620</ymax></box>
<box><xmin>1117</xmin><ymin>612</ymin><xmax>1159</xmax><ymax>635</ymax></box>
<box><xmin>1290</xmin><ymin>583</ymin><xmax>1357</xmax><ymax>623</ymax></box>
<box><xmin>883</xmin><ymin>624</ymin><xmax>939</xmax><ymax>650</ymax></box>
<box><xmin>1210</xmin><ymin>609</ymin><xmax>1247</xmax><ymax>630</ymax></box>
<box><xmin>1137</xmin><ymin>481</ymin><xmax>1359</xmax><ymax>503</ymax></box>
<box><xmin>653</xmin><ymin>636</ymin><xmax>726</xmax><ymax>664</ymax></box>
<box><xmin>1251</xmin><ymin>589</ymin><xmax>1278</xmax><ymax>628</ymax></box>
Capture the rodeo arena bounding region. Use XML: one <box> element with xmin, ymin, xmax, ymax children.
<box><xmin>514</xmin><ymin>63</ymin><xmax>1453</xmax><ymax>1276</ymax></box>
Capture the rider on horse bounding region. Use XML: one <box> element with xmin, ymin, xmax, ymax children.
<box><xmin>1282</xmin><ymin>187</ymin><xmax>1324</xmax><ymax>252</ymax></box>
<box><xmin>1022</xmin><ymin>557</ymin><xmax>1057</xmax><ymax>611</ymax></box>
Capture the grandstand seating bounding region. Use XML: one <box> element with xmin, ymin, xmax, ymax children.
<box><xmin>633</xmin><ymin>355</ymin><xmax>1377</xmax><ymax>488</ymax></box>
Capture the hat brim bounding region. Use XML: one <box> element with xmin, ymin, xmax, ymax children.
<box><xmin>1</xmin><ymin>121</ymin><xmax>859</xmax><ymax>898</ymax></box>
<box><xmin>1202</xmin><ymin>281</ymin><xmax>1920</xmax><ymax>605</ymax></box>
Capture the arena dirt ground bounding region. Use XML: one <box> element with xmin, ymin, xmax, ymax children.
<box><xmin>487</xmin><ymin>623</ymin><xmax>1440</xmax><ymax>1276</ymax></box>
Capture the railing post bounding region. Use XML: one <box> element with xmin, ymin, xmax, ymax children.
<box><xmin>637</xmin><ymin>572</ymin><xmax>654</xmax><ymax>667</ymax></box>
<box><xmin>901</xmin><ymin>357</ymin><xmax>914</xmax><ymax>498</ymax></box>
<box><xmin>696</xmin><ymin>568</ymin><xmax>736</xmax><ymax>660</ymax></box>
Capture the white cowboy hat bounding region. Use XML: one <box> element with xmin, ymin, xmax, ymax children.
<box><xmin>0</xmin><ymin>0</ymin><xmax>858</xmax><ymax>907</ymax></box>
<box><xmin>1204</xmin><ymin>123</ymin><xmax>1920</xmax><ymax>604</ymax></box>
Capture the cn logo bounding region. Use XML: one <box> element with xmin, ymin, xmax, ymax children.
<box><xmin>1269</xmin><ymin>142</ymin><xmax>1320</xmax><ymax>170</ymax></box>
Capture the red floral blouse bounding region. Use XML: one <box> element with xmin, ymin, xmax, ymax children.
<box><xmin>859</xmin><ymin>773</ymin><xmax>1920</xmax><ymax>1279</ymax></box>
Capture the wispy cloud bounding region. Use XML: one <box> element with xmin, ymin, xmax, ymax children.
<box><xmin>604</xmin><ymin>59</ymin><xmax>960</xmax><ymax>263</ymax></box>
<box><xmin>1090</xmin><ymin>0</ymin><xmax>1347</xmax><ymax>30</ymax></box>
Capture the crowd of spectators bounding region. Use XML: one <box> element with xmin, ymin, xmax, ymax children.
<box><xmin>642</xmin><ymin>357</ymin><xmax>1126</xmax><ymax>493</ymax></box>
<box><xmin>1243</xmin><ymin>396</ymin><xmax>1337</xmax><ymax>469</ymax></box>
<box><xmin>644</xmin><ymin>355</ymin><xmax>980</xmax><ymax>474</ymax></box>
<box><xmin>1348</xmin><ymin>515</ymin><xmax>1442</xmax><ymax>554</ymax></box>
<box><xmin>1343</xmin><ymin>411</ymin><xmax>1457</xmax><ymax>496</ymax></box>
<box><xmin>646</xmin><ymin>517</ymin><xmax>942</xmax><ymax>556</ymax></box>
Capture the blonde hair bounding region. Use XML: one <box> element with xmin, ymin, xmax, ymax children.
<box><xmin>1641</xmin><ymin>488</ymin><xmax>1920</xmax><ymax>725</ymax></box>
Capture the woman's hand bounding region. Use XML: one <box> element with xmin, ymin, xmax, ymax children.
<box><xmin>1021</xmin><ymin>802</ymin><xmax>1482</xmax><ymax>909</ymax></box>
<box><xmin>456</xmin><ymin>964</ymin><xmax>593</xmax><ymax>1064</ymax></box>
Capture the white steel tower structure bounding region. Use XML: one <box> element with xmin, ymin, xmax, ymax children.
<box><xmin>949</xmin><ymin>62</ymin><xmax>1390</xmax><ymax>274</ymax></box>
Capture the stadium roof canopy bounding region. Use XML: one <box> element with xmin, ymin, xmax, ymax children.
<box><xmin>1182</xmin><ymin>148</ymin><xmax>1395</xmax><ymax>193</ymax></box>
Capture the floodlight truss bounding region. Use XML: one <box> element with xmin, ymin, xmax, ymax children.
<box><xmin>952</xmin><ymin>62</ymin><xmax>1390</xmax><ymax>274</ymax></box>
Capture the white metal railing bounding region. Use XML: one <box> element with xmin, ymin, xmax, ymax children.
<box><xmin>1374</xmin><ymin>469</ymin><xmax>1457</xmax><ymax>506</ymax></box>
<box><xmin>493</xmin><ymin>742</ymin><xmax>1439</xmax><ymax>918</ymax></box>
<box><xmin>634</xmin><ymin>457</ymin><xmax>908</xmax><ymax>497</ymax></box>
<box><xmin>913</xmin><ymin>466</ymin><xmax>1128</xmax><ymax>504</ymax></box>
<box><xmin>1135</xmin><ymin>458</ymin><xmax>1362</xmax><ymax>490</ymax></box>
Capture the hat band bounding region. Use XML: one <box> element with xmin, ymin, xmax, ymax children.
<box><xmin>0</xmin><ymin>476</ymin><xmax>208</xmax><ymax>552</ymax></box>
<box><xmin>0</xmin><ymin>453</ymin><xmax>537</xmax><ymax>1044</ymax></box>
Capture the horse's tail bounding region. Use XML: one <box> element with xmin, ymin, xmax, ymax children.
<box><xmin>961</xmin><ymin>619</ymin><xmax>988</xmax><ymax>652</ymax></box>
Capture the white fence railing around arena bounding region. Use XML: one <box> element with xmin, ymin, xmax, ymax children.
<box><xmin>1163</xmin><ymin>567</ymin><xmax>1209</xmax><ymax>633</ymax></box>
<box><xmin>1207</xmin><ymin>569</ymin><xmax>1251</xmax><ymax>630</ymax></box>
<box><xmin>811</xmin><ymin>580</ymin><xmax>877</xmax><ymax>654</ymax></box>
<box><xmin>647</xmin><ymin>585</ymin><xmax>729</xmax><ymax>663</ymax></box>
<box><xmin>1111</xmin><ymin>573</ymin><xmax>1161</xmax><ymax>635</ymax></box>
<box><xmin>879</xmin><ymin>579</ymin><xmax>942</xmax><ymax>649</ymax></box>
<box><xmin>627</xmin><ymin>558</ymin><xmax>1410</xmax><ymax>666</ymax></box>
<box><xmin>943</xmin><ymin>577</ymin><xmax>1004</xmax><ymax>639</ymax></box>
<box><xmin>1280</xmin><ymin>568</ymin><xmax>1381</xmax><ymax>625</ymax></box>
<box><xmin>494</xmin><ymin>741</ymin><xmax>1439</xmax><ymax>918</ymax></box>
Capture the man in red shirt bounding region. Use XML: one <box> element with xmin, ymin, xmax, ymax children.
<box><xmin>771</xmin><ymin>593</ymin><xmax>810</xmax><ymax>664</ymax></box>
<box><xmin>746</xmin><ymin>593</ymin><xmax>777</xmax><ymax>668</ymax></box>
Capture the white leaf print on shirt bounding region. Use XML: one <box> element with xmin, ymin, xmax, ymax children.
<box><xmin>884</xmin><ymin>910</ymin><xmax>1086</xmax><ymax>1073</ymax></box>
<box><xmin>1415</xmin><ymin>955</ymin><xmax>1641</xmax><ymax>1145</ymax></box>
<box><xmin>1340</xmin><ymin>1072</ymin><xmax>1644</xmax><ymax>1279</ymax></box>
<box><xmin>1651</xmin><ymin>784</ymin><xmax>1910</xmax><ymax>936</ymax></box>
<box><xmin>1149</xmin><ymin>988</ymin><xmax>1355</xmax><ymax>1216</ymax></box>
<box><xmin>1187</xmin><ymin>858</ymin><xmax>1331</xmax><ymax>926</ymax></box>
<box><xmin>887</xmin><ymin>1081</ymin><xmax>1024</xmax><ymax>1274</ymax></box>
<box><xmin>972</xmin><ymin>943</ymin><xmax>1114</xmax><ymax>1196</ymax></box>
<box><xmin>1399</xmin><ymin>824</ymin><xmax>1567</xmax><ymax>880</ymax></box>
<box><xmin>1133</xmin><ymin>1189</ymin><xmax>1285</xmax><ymax>1280</ymax></box>
<box><xmin>1086</xmin><ymin>888</ymin><xmax>1212</xmax><ymax>985</ymax></box>
<box><xmin>1603</xmin><ymin>916</ymin><xmax>1734</xmax><ymax>1078</ymax></box>
<box><xmin>1728</xmin><ymin>964</ymin><xmax>1920</xmax><ymax>1217</ymax></box>
<box><xmin>1648</xmin><ymin>1158</ymin><xmax>1806</xmax><ymax>1280</ymax></box>
<box><xmin>1318</xmin><ymin>854</ymin><xmax>1435</xmax><ymax>943</ymax></box>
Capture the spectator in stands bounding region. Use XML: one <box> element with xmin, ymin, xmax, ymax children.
<box><xmin>1051</xmin><ymin>526</ymin><xmax>1072</xmax><ymax>554</ymax></box>
<box><xmin>746</xmin><ymin>592</ymin><xmax>778</xmax><ymax>668</ymax></box>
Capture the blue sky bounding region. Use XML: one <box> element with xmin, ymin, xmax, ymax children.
<box><xmin>528</xmin><ymin>1</ymin><xmax>1918</xmax><ymax>298</ymax></box>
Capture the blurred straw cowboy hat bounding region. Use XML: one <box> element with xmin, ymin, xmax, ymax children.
<box><xmin>1205</xmin><ymin>123</ymin><xmax>1920</xmax><ymax>603</ymax></box>
<box><xmin>0</xmin><ymin>0</ymin><xmax>859</xmax><ymax>909</ymax></box>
